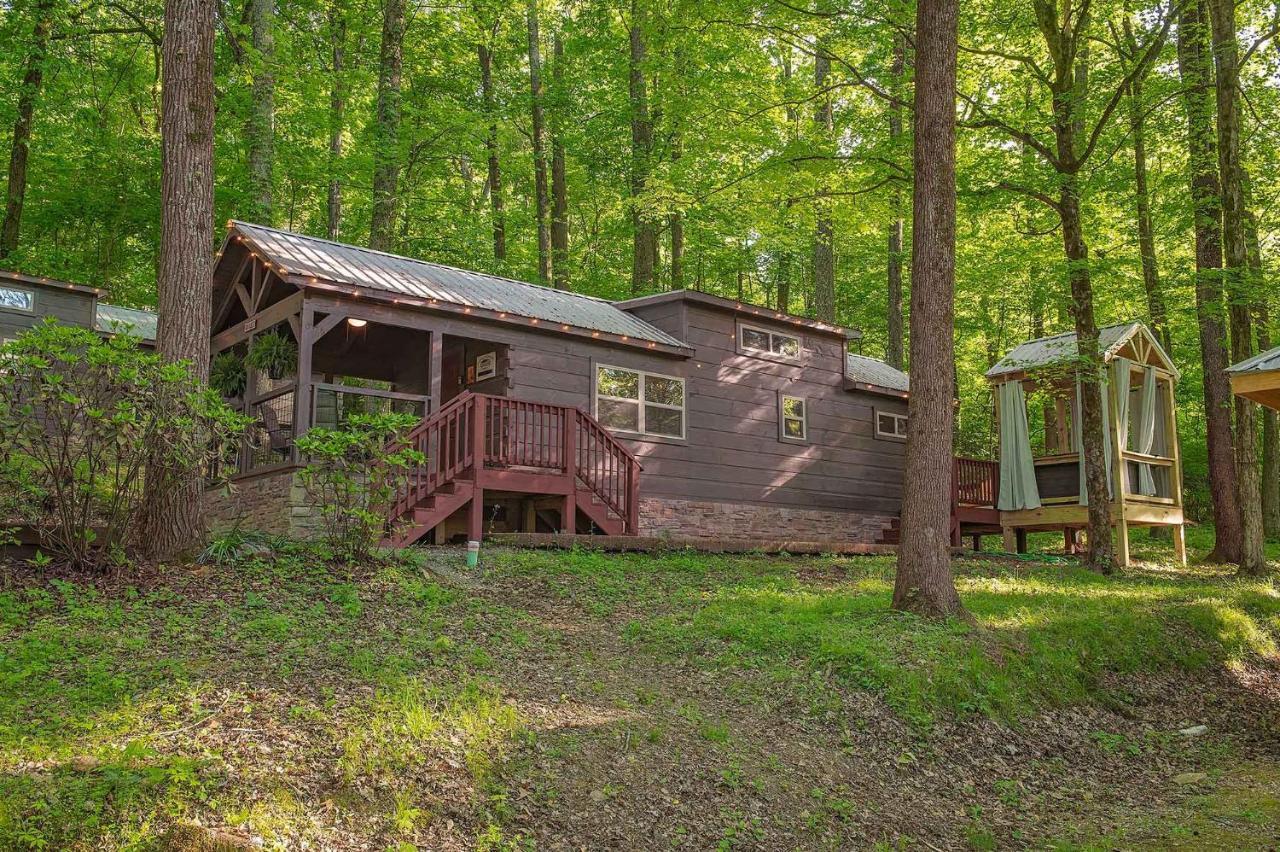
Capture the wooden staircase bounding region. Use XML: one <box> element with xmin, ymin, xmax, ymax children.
<box><xmin>875</xmin><ymin>456</ymin><xmax>1002</xmax><ymax>547</ymax></box>
<box><xmin>384</xmin><ymin>392</ymin><xmax>642</xmax><ymax>547</ymax></box>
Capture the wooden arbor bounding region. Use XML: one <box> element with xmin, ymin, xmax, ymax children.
<box><xmin>986</xmin><ymin>323</ymin><xmax>1185</xmax><ymax>567</ymax></box>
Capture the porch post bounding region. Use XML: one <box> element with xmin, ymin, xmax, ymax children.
<box><xmin>428</xmin><ymin>330</ymin><xmax>444</xmax><ymax>414</ymax></box>
<box><xmin>562</xmin><ymin>411</ymin><xmax>576</xmax><ymax>534</ymax></box>
<box><xmin>1109</xmin><ymin>370</ymin><xmax>1130</xmax><ymax>568</ymax></box>
<box><xmin>293</xmin><ymin>300</ymin><xmax>314</xmax><ymax>460</ymax></box>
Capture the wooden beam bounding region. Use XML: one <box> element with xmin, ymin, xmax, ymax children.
<box><xmin>311</xmin><ymin>310</ymin><xmax>349</xmax><ymax>342</ymax></box>
<box><xmin>211</xmin><ymin>253</ymin><xmax>253</xmax><ymax>333</ymax></box>
<box><xmin>211</xmin><ymin>291</ymin><xmax>304</xmax><ymax>353</ymax></box>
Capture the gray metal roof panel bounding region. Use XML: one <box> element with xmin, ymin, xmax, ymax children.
<box><xmin>1227</xmin><ymin>344</ymin><xmax>1280</xmax><ymax>375</ymax></box>
<box><xmin>986</xmin><ymin>322</ymin><xmax>1152</xmax><ymax>378</ymax></box>
<box><xmin>95</xmin><ymin>303</ymin><xmax>157</xmax><ymax>341</ymax></box>
<box><xmin>846</xmin><ymin>354</ymin><xmax>909</xmax><ymax>392</ymax></box>
<box><xmin>234</xmin><ymin>222</ymin><xmax>686</xmax><ymax>348</ymax></box>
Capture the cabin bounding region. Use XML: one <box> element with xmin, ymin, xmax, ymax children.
<box><xmin>1228</xmin><ymin>345</ymin><xmax>1280</xmax><ymax>411</ymax></box>
<box><xmin>204</xmin><ymin>221</ymin><xmax>913</xmax><ymax>546</ymax></box>
<box><xmin>983</xmin><ymin>322</ymin><xmax>1185</xmax><ymax>566</ymax></box>
<box><xmin>0</xmin><ymin>269</ymin><xmax>157</xmax><ymax>345</ymax></box>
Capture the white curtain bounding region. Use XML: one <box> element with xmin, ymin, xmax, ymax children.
<box><xmin>1113</xmin><ymin>357</ymin><xmax>1133</xmax><ymax>493</ymax></box>
<box><xmin>1073</xmin><ymin>371</ymin><xmax>1112</xmax><ymax>506</ymax></box>
<box><xmin>1134</xmin><ymin>365</ymin><xmax>1158</xmax><ymax>495</ymax></box>
<box><xmin>998</xmin><ymin>380</ymin><xmax>1041</xmax><ymax>510</ymax></box>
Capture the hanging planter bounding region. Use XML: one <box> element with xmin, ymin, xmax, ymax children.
<box><xmin>246</xmin><ymin>331</ymin><xmax>297</xmax><ymax>381</ymax></box>
<box><xmin>210</xmin><ymin>351</ymin><xmax>247</xmax><ymax>399</ymax></box>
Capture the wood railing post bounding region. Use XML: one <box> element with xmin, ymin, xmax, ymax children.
<box><xmin>627</xmin><ymin>460</ymin><xmax>640</xmax><ymax>534</ymax></box>
<box><xmin>562</xmin><ymin>410</ymin><xmax>577</xmax><ymax>533</ymax></box>
<box><xmin>471</xmin><ymin>394</ymin><xmax>486</xmax><ymax>478</ymax></box>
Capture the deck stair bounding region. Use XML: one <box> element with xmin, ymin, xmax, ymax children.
<box><xmin>384</xmin><ymin>391</ymin><xmax>642</xmax><ymax>546</ymax></box>
<box><xmin>876</xmin><ymin>457</ymin><xmax>1002</xmax><ymax>548</ymax></box>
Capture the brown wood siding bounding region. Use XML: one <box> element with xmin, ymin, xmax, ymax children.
<box><xmin>0</xmin><ymin>283</ymin><xmax>96</xmax><ymax>340</ymax></box>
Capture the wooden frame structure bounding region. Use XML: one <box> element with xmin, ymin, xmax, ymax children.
<box><xmin>987</xmin><ymin>323</ymin><xmax>1185</xmax><ymax>567</ymax></box>
<box><xmin>1228</xmin><ymin>344</ymin><xmax>1280</xmax><ymax>411</ymax></box>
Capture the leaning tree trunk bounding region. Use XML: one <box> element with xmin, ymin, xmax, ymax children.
<box><xmin>0</xmin><ymin>0</ymin><xmax>54</xmax><ymax>260</ymax></box>
<box><xmin>812</xmin><ymin>47</ymin><xmax>836</xmax><ymax>323</ymax></box>
<box><xmin>893</xmin><ymin>0</ymin><xmax>967</xmax><ymax>620</ymax></box>
<box><xmin>326</xmin><ymin>0</ymin><xmax>346</xmax><ymax>239</ymax></box>
<box><xmin>140</xmin><ymin>0</ymin><xmax>216</xmax><ymax>560</ymax></box>
<box><xmin>550</xmin><ymin>29</ymin><xmax>569</xmax><ymax>289</ymax></box>
<box><xmin>527</xmin><ymin>0</ymin><xmax>551</xmax><ymax>284</ymax></box>
<box><xmin>246</xmin><ymin>0</ymin><xmax>274</xmax><ymax>224</ymax></box>
<box><xmin>628</xmin><ymin>0</ymin><xmax>656</xmax><ymax>294</ymax></box>
<box><xmin>1208</xmin><ymin>0</ymin><xmax>1266</xmax><ymax>576</ymax></box>
<box><xmin>886</xmin><ymin>31</ymin><xmax>906</xmax><ymax>369</ymax></box>
<box><xmin>369</xmin><ymin>0</ymin><xmax>405</xmax><ymax>252</ymax></box>
<box><xmin>1176</xmin><ymin>0</ymin><xmax>1242</xmax><ymax>563</ymax></box>
<box><xmin>478</xmin><ymin>40</ymin><xmax>506</xmax><ymax>263</ymax></box>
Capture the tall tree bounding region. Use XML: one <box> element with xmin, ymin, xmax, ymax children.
<box><xmin>811</xmin><ymin>46</ymin><xmax>835</xmax><ymax>324</ymax></box>
<box><xmin>885</xmin><ymin>31</ymin><xmax>906</xmax><ymax>369</ymax></box>
<box><xmin>140</xmin><ymin>0</ymin><xmax>216</xmax><ymax>558</ymax></box>
<box><xmin>893</xmin><ymin>0</ymin><xmax>966</xmax><ymax>619</ymax></box>
<box><xmin>550</xmin><ymin>27</ymin><xmax>569</xmax><ymax>289</ymax></box>
<box><xmin>326</xmin><ymin>0</ymin><xmax>346</xmax><ymax>240</ymax></box>
<box><xmin>1207</xmin><ymin>0</ymin><xmax>1265</xmax><ymax>576</ymax></box>
<box><xmin>246</xmin><ymin>0</ymin><xmax>274</xmax><ymax>224</ymax></box>
<box><xmin>0</xmin><ymin>0</ymin><xmax>55</xmax><ymax>260</ymax></box>
<box><xmin>369</xmin><ymin>0</ymin><xmax>406</xmax><ymax>251</ymax></box>
<box><xmin>628</xmin><ymin>0</ymin><xmax>656</xmax><ymax>294</ymax></box>
<box><xmin>527</xmin><ymin>0</ymin><xmax>551</xmax><ymax>284</ymax></box>
<box><xmin>1176</xmin><ymin>0</ymin><xmax>1242</xmax><ymax>563</ymax></box>
<box><xmin>478</xmin><ymin>26</ymin><xmax>506</xmax><ymax>263</ymax></box>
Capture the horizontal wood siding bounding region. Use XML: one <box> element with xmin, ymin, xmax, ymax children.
<box><xmin>0</xmin><ymin>285</ymin><xmax>96</xmax><ymax>339</ymax></box>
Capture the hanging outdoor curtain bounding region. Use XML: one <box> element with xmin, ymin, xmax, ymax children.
<box><xmin>1134</xmin><ymin>365</ymin><xmax>1159</xmax><ymax>495</ymax></box>
<box><xmin>1113</xmin><ymin>357</ymin><xmax>1133</xmax><ymax>494</ymax></box>
<box><xmin>1073</xmin><ymin>369</ymin><xmax>1112</xmax><ymax>505</ymax></box>
<box><xmin>997</xmin><ymin>380</ymin><xmax>1041</xmax><ymax>510</ymax></box>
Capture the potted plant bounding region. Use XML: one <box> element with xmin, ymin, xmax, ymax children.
<box><xmin>210</xmin><ymin>351</ymin><xmax>247</xmax><ymax>398</ymax></box>
<box><xmin>246</xmin><ymin>331</ymin><xmax>297</xmax><ymax>381</ymax></box>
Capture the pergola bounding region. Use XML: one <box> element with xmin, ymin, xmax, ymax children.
<box><xmin>1228</xmin><ymin>345</ymin><xmax>1280</xmax><ymax>412</ymax></box>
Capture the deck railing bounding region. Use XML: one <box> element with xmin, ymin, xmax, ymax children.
<box><xmin>953</xmin><ymin>456</ymin><xmax>999</xmax><ymax>508</ymax></box>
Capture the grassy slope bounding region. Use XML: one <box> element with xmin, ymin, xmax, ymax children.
<box><xmin>0</xmin><ymin>533</ymin><xmax>1276</xmax><ymax>849</ymax></box>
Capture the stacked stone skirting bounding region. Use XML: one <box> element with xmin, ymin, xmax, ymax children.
<box><xmin>203</xmin><ymin>467</ymin><xmax>321</xmax><ymax>539</ymax></box>
<box><xmin>637</xmin><ymin>497</ymin><xmax>894</xmax><ymax>545</ymax></box>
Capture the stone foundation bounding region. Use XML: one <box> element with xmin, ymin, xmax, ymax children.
<box><xmin>204</xmin><ymin>467</ymin><xmax>322</xmax><ymax>539</ymax></box>
<box><xmin>638</xmin><ymin>497</ymin><xmax>894</xmax><ymax>545</ymax></box>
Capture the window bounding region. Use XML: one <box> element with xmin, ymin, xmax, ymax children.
<box><xmin>0</xmin><ymin>285</ymin><xmax>34</xmax><ymax>313</ymax></box>
<box><xmin>875</xmin><ymin>409</ymin><xmax>908</xmax><ymax>440</ymax></box>
<box><xmin>780</xmin><ymin>395</ymin><xmax>807</xmax><ymax>441</ymax></box>
<box><xmin>595</xmin><ymin>364</ymin><xmax>685</xmax><ymax>439</ymax></box>
<box><xmin>738</xmin><ymin>323</ymin><xmax>802</xmax><ymax>360</ymax></box>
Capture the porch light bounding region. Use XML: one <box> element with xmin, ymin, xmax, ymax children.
<box><xmin>347</xmin><ymin>317</ymin><xmax>367</xmax><ymax>328</ymax></box>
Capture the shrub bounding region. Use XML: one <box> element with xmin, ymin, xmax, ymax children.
<box><xmin>294</xmin><ymin>412</ymin><xmax>425</xmax><ymax>562</ymax></box>
<box><xmin>209</xmin><ymin>351</ymin><xmax>247</xmax><ymax>398</ymax></box>
<box><xmin>246</xmin><ymin>330</ymin><xmax>297</xmax><ymax>380</ymax></box>
<box><xmin>0</xmin><ymin>321</ymin><xmax>249</xmax><ymax>570</ymax></box>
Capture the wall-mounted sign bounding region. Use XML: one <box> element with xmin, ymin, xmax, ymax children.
<box><xmin>476</xmin><ymin>351</ymin><xmax>497</xmax><ymax>381</ymax></box>
<box><xmin>243</xmin><ymin>318</ymin><xmax>257</xmax><ymax>333</ymax></box>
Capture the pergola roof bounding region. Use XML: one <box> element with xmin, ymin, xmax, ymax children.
<box><xmin>1228</xmin><ymin>344</ymin><xmax>1280</xmax><ymax>411</ymax></box>
<box><xmin>986</xmin><ymin>321</ymin><xmax>1177</xmax><ymax>381</ymax></box>
<box><xmin>225</xmin><ymin>222</ymin><xmax>686</xmax><ymax>350</ymax></box>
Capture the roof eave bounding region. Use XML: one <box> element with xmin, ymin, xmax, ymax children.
<box><xmin>618</xmin><ymin>289</ymin><xmax>861</xmax><ymax>340</ymax></box>
<box><xmin>843</xmin><ymin>377</ymin><xmax>909</xmax><ymax>398</ymax></box>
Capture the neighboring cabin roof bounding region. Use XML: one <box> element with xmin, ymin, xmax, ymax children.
<box><xmin>1227</xmin><ymin>344</ymin><xmax>1280</xmax><ymax>375</ymax></box>
<box><xmin>845</xmin><ymin>354</ymin><xmax>909</xmax><ymax>395</ymax></box>
<box><xmin>1</xmin><ymin>268</ymin><xmax>104</xmax><ymax>297</ymax></box>
<box><xmin>96</xmin><ymin>304</ymin><xmax>157</xmax><ymax>342</ymax></box>
<box><xmin>985</xmin><ymin>322</ymin><xmax>1178</xmax><ymax>380</ymax></box>
<box><xmin>615</xmin><ymin>289</ymin><xmax>860</xmax><ymax>340</ymax></box>
<box><xmin>227</xmin><ymin>221</ymin><xmax>687</xmax><ymax>351</ymax></box>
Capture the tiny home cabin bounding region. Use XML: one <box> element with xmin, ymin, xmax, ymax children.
<box><xmin>985</xmin><ymin>322</ymin><xmax>1184</xmax><ymax>566</ymax></box>
<box><xmin>0</xmin><ymin>269</ymin><xmax>156</xmax><ymax>345</ymax></box>
<box><xmin>1228</xmin><ymin>345</ymin><xmax>1280</xmax><ymax>411</ymax></box>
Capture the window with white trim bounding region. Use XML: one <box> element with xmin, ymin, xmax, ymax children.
<box><xmin>780</xmin><ymin>395</ymin><xmax>807</xmax><ymax>441</ymax></box>
<box><xmin>738</xmin><ymin>323</ymin><xmax>802</xmax><ymax>360</ymax></box>
<box><xmin>0</xmin><ymin>285</ymin><xmax>34</xmax><ymax>313</ymax></box>
<box><xmin>595</xmin><ymin>364</ymin><xmax>685</xmax><ymax>439</ymax></box>
<box><xmin>875</xmin><ymin>409</ymin><xmax>908</xmax><ymax>440</ymax></box>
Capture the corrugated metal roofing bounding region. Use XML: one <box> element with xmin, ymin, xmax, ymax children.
<box><xmin>985</xmin><ymin>322</ymin><xmax>1167</xmax><ymax>378</ymax></box>
<box><xmin>1228</xmin><ymin>344</ymin><xmax>1280</xmax><ymax>375</ymax></box>
<box><xmin>846</xmin><ymin>354</ymin><xmax>909</xmax><ymax>392</ymax></box>
<box><xmin>233</xmin><ymin>222</ymin><xmax>686</xmax><ymax>349</ymax></box>
<box><xmin>96</xmin><ymin>304</ymin><xmax>157</xmax><ymax>341</ymax></box>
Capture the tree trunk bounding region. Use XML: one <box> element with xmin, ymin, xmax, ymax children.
<box><xmin>812</xmin><ymin>47</ymin><xmax>835</xmax><ymax>323</ymax></box>
<box><xmin>0</xmin><ymin>0</ymin><xmax>54</xmax><ymax>260</ymax></box>
<box><xmin>886</xmin><ymin>32</ymin><xmax>906</xmax><ymax>369</ymax></box>
<box><xmin>1176</xmin><ymin>0</ymin><xmax>1242</xmax><ymax>563</ymax></box>
<box><xmin>478</xmin><ymin>40</ymin><xmax>506</xmax><ymax>263</ymax></box>
<box><xmin>369</xmin><ymin>0</ymin><xmax>405</xmax><ymax>252</ymax></box>
<box><xmin>1208</xmin><ymin>0</ymin><xmax>1266</xmax><ymax>575</ymax></box>
<box><xmin>550</xmin><ymin>29</ymin><xmax>569</xmax><ymax>290</ymax></box>
<box><xmin>893</xmin><ymin>0</ymin><xmax>967</xmax><ymax>620</ymax></box>
<box><xmin>527</xmin><ymin>0</ymin><xmax>551</xmax><ymax>284</ymax></box>
<box><xmin>628</xmin><ymin>0</ymin><xmax>655</xmax><ymax>294</ymax></box>
<box><xmin>246</xmin><ymin>0</ymin><xmax>274</xmax><ymax>224</ymax></box>
<box><xmin>1258</xmin><ymin>300</ymin><xmax>1279</xmax><ymax>539</ymax></box>
<box><xmin>326</xmin><ymin>0</ymin><xmax>346</xmax><ymax>240</ymax></box>
<box><xmin>141</xmin><ymin>0</ymin><xmax>216</xmax><ymax>560</ymax></box>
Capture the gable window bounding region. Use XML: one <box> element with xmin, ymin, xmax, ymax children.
<box><xmin>0</xmin><ymin>285</ymin><xmax>34</xmax><ymax>313</ymax></box>
<box><xmin>780</xmin><ymin>395</ymin><xmax>807</xmax><ymax>441</ymax></box>
<box><xmin>595</xmin><ymin>365</ymin><xmax>685</xmax><ymax>439</ymax></box>
<box><xmin>738</xmin><ymin>323</ymin><xmax>802</xmax><ymax>360</ymax></box>
<box><xmin>875</xmin><ymin>409</ymin><xmax>908</xmax><ymax>440</ymax></box>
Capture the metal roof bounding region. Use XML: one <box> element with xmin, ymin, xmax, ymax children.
<box><xmin>985</xmin><ymin>322</ymin><xmax>1176</xmax><ymax>379</ymax></box>
<box><xmin>846</xmin><ymin>354</ymin><xmax>909</xmax><ymax>392</ymax></box>
<box><xmin>95</xmin><ymin>304</ymin><xmax>157</xmax><ymax>341</ymax></box>
<box><xmin>1227</xmin><ymin>344</ymin><xmax>1280</xmax><ymax>375</ymax></box>
<box><xmin>231</xmin><ymin>222</ymin><xmax>685</xmax><ymax>349</ymax></box>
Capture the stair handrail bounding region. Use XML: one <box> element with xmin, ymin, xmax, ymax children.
<box><xmin>572</xmin><ymin>407</ymin><xmax>643</xmax><ymax>533</ymax></box>
<box><xmin>388</xmin><ymin>392</ymin><xmax>479</xmax><ymax>520</ymax></box>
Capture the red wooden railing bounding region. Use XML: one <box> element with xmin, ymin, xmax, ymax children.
<box><xmin>952</xmin><ymin>456</ymin><xmax>999</xmax><ymax>508</ymax></box>
<box><xmin>388</xmin><ymin>392</ymin><xmax>642</xmax><ymax>534</ymax></box>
